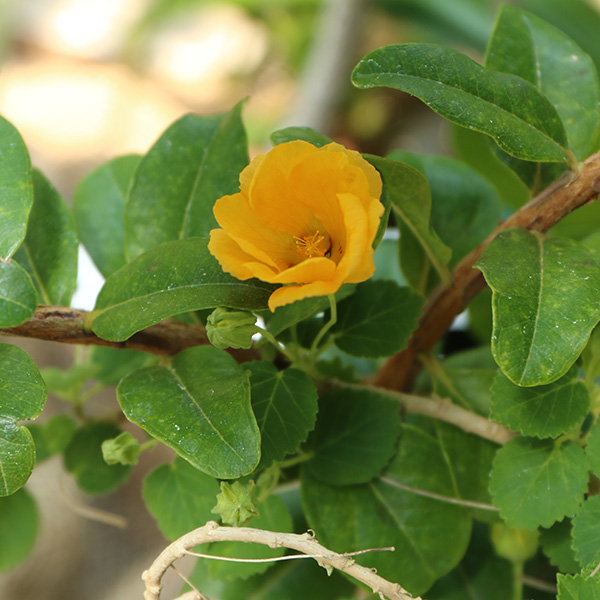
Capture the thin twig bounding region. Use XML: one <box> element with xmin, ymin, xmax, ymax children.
<box><xmin>335</xmin><ymin>380</ymin><xmax>514</xmax><ymax>444</ymax></box>
<box><xmin>375</xmin><ymin>149</ymin><xmax>600</xmax><ymax>391</ymax></box>
<box><xmin>522</xmin><ymin>575</ymin><xmax>557</xmax><ymax>594</ymax></box>
<box><xmin>184</xmin><ymin>546</ymin><xmax>395</xmax><ymax>563</ymax></box>
<box><xmin>379</xmin><ymin>477</ymin><xmax>498</xmax><ymax>511</ymax></box>
<box><xmin>142</xmin><ymin>521</ymin><xmax>419</xmax><ymax>600</ymax></box>
<box><xmin>169</xmin><ymin>564</ymin><xmax>206</xmax><ymax>600</ymax></box>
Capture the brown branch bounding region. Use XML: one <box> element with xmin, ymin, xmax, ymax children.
<box><xmin>375</xmin><ymin>149</ymin><xmax>600</xmax><ymax>392</ymax></box>
<box><xmin>0</xmin><ymin>305</ymin><xmax>255</xmax><ymax>361</ymax></box>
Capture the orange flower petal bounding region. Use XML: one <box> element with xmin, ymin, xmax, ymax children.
<box><xmin>267</xmin><ymin>279</ymin><xmax>341</xmax><ymax>311</ymax></box>
<box><xmin>208</xmin><ymin>229</ymin><xmax>257</xmax><ymax>280</ymax></box>
<box><xmin>333</xmin><ymin>192</ymin><xmax>372</xmax><ymax>282</ymax></box>
<box><xmin>248</xmin><ymin>142</ymin><xmax>324</xmax><ymax>236</ymax></box>
<box><xmin>270</xmin><ymin>257</ymin><xmax>336</xmax><ymax>284</ymax></box>
<box><xmin>213</xmin><ymin>193</ymin><xmax>299</xmax><ymax>270</ymax></box>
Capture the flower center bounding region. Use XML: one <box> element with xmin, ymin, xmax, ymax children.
<box><xmin>294</xmin><ymin>230</ymin><xmax>330</xmax><ymax>259</ymax></box>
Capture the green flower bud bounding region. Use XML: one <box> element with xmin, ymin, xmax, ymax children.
<box><xmin>101</xmin><ymin>432</ymin><xmax>142</xmax><ymax>466</ymax></box>
<box><xmin>212</xmin><ymin>480</ymin><xmax>259</xmax><ymax>526</ymax></box>
<box><xmin>491</xmin><ymin>522</ymin><xmax>539</xmax><ymax>563</ymax></box>
<box><xmin>206</xmin><ymin>307</ymin><xmax>257</xmax><ymax>350</ymax></box>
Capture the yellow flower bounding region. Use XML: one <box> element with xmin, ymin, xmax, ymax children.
<box><xmin>208</xmin><ymin>140</ymin><xmax>384</xmax><ymax>311</ymax></box>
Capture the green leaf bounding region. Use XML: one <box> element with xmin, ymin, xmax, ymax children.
<box><xmin>305</xmin><ymin>387</ymin><xmax>400</xmax><ymax>485</ymax></box>
<box><xmin>430</xmin><ymin>421</ymin><xmax>497</xmax><ymax>516</ymax></box>
<box><xmin>427</xmin><ymin>524</ymin><xmax>513</xmax><ymax>600</ymax></box>
<box><xmin>187</xmin><ymin>555</ymin><xmax>354</xmax><ymax>600</ymax></box>
<box><xmin>244</xmin><ymin>362</ymin><xmax>317</xmax><ymax>468</ymax></box>
<box><xmin>489</xmin><ymin>437</ymin><xmax>589</xmax><ymax>529</ymax></box>
<box><xmin>301</xmin><ymin>467</ymin><xmax>471</xmax><ymax>596</ymax></box>
<box><xmin>28</xmin><ymin>414</ymin><xmax>76</xmax><ymax>463</ymax></box>
<box><xmin>520</xmin><ymin>0</ymin><xmax>600</xmax><ymax>76</ymax></box>
<box><xmin>490</xmin><ymin>364</ymin><xmax>589</xmax><ymax>438</ymax></box>
<box><xmin>572</xmin><ymin>496</ymin><xmax>600</xmax><ymax>568</ymax></box>
<box><xmin>387</xmin><ymin>151</ymin><xmax>503</xmax><ymax>270</ymax></box>
<box><xmin>450</xmin><ymin>125</ymin><xmax>529</xmax><ymax>208</ymax></box>
<box><xmin>352</xmin><ymin>44</ymin><xmax>570</xmax><ymax>163</ymax></box>
<box><xmin>73</xmin><ymin>154</ymin><xmax>141</xmax><ymax>278</ymax></box>
<box><xmin>0</xmin><ymin>344</ymin><xmax>47</xmax><ymax>496</ymax></box>
<box><xmin>367</xmin><ymin>155</ymin><xmax>451</xmax><ymax>291</ymax></box>
<box><xmin>14</xmin><ymin>169</ymin><xmax>78</xmax><ymax>306</ymax></box>
<box><xmin>0</xmin><ymin>259</ymin><xmax>38</xmax><ymax>327</ymax></box>
<box><xmin>429</xmin><ymin>361</ymin><xmax>496</xmax><ymax>416</ymax></box>
<box><xmin>487</xmin><ymin>4</ymin><xmax>600</xmax><ymax>162</ymax></box>
<box><xmin>207</xmin><ymin>494</ymin><xmax>293</xmax><ymax>580</ymax></box>
<box><xmin>125</xmin><ymin>104</ymin><xmax>248</xmax><ymax>259</ymax></box>
<box><xmin>540</xmin><ymin>519</ymin><xmax>580</xmax><ymax>574</ymax></box>
<box><xmin>0</xmin><ymin>489</ymin><xmax>39</xmax><ymax>571</ymax></box>
<box><xmin>143</xmin><ymin>456</ymin><xmax>220</xmax><ymax>540</ymax></box>
<box><xmin>586</xmin><ymin>419</ymin><xmax>600</xmax><ymax>479</ymax></box>
<box><xmin>270</xmin><ymin>126</ymin><xmax>333</xmax><ymax>147</ymax></box>
<box><xmin>0</xmin><ymin>116</ymin><xmax>33</xmax><ymax>260</ymax></box>
<box><xmin>89</xmin><ymin>345</ymin><xmax>158</xmax><ymax>386</ymax></box>
<box><xmin>476</xmin><ymin>229</ymin><xmax>600</xmax><ymax>386</ymax></box>
<box><xmin>118</xmin><ymin>346</ymin><xmax>260</xmax><ymax>478</ymax></box>
<box><xmin>90</xmin><ymin>237</ymin><xmax>276</xmax><ymax>342</ymax></box>
<box><xmin>558</xmin><ymin>573</ymin><xmax>600</xmax><ymax>600</ymax></box>
<box><xmin>63</xmin><ymin>423</ymin><xmax>132</xmax><ymax>494</ymax></box>
<box><xmin>332</xmin><ymin>280</ymin><xmax>424</xmax><ymax>358</ymax></box>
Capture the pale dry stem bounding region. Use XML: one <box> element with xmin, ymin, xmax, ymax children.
<box><xmin>142</xmin><ymin>521</ymin><xmax>420</xmax><ymax>600</ymax></box>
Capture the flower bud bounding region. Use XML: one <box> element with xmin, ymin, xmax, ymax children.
<box><xmin>101</xmin><ymin>432</ymin><xmax>142</xmax><ymax>466</ymax></box>
<box><xmin>211</xmin><ymin>480</ymin><xmax>259</xmax><ymax>526</ymax></box>
<box><xmin>206</xmin><ymin>307</ymin><xmax>257</xmax><ymax>350</ymax></box>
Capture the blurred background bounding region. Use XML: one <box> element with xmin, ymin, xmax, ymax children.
<box><xmin>1</xmin><ymin>0</ymin><xmax>600</xmax><ymax>598</ymax></box>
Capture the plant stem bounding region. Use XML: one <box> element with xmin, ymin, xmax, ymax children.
<box><xmin>310</xmin><ymin>294</ymin><xmax>337</xmax><ymax>358</ymax></box>
<box><xmin>375</xmin><ymin>149</ymin><xmax>600</xmax><ymax>392</ymax></box>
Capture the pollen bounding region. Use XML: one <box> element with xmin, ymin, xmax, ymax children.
<box><xmin>294</xmin><ymin>230</ymin><xmax>330</xmax><ymax>258</ymax></box>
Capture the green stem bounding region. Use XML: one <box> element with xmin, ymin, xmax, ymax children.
<box><xmin>278</xmin><ymin>451</ymin><xmax>315</xmax><ymax>469</ymax></box>
<box><xmin>310</xmin><ymin>294</ymin><xmax>337</xmax><ymax>359</ymax></box>
<box><xmin>512</xmin><ymin>561</ymin><xmax>524</xmax><ymax>600</ymax></box>
<box><xmin>255</xmin><ymin>326</ymin><xmax>297</xmax><ymax>363</ymax></box>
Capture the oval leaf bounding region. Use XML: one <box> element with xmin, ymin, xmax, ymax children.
<box><xmin>90</xmin><ymin>237</ymin><xmax>276</xmax><ymax>342</ymax></box>
<box><xmin>0</xmin><ymin>344</ymin><xmax>47</xmax><ymax>496</ymax></box>
<box><xmin>301</xmin><ymin>439</ymin><xmax>471</xmax><ymax>596</ymax></box>
<box><xmin>63</xmin><ymin>423</ymin><xmax>132</xmax><ymax>494</ymax></box>
<box><xmin>117</xmin><ymin>346</ymin><xmax>260</xmax><ymax>478</ymax></box>
<box><xmin>0</xmin><ymin>116</ymin><xmax>33</xmax><ymax>260</ymax></box>
<box><xmin>487</xmin><ymin>4</ymin><xmax>600</xmax><ymax>161</ymax></box>
<box><xmin>0</xmin><ymin>259</ymin><xmax>37</xmax><ymax>327</ymax></box>
<box><xmin>14</xmin><ymin>169</ymin><xmax>78</xmax><ymax>306</ymax></box>
<box><xmin>476</xmin><ymin>229</ymin><xmax>600</xmax><ymax>386</ymax></box>
<box><xmin>244</xmin><ymin>362</ymin><xmax>317</xmax><ymax>469</ymax></box>
<box><xmin>490</xmin><ymin>364</ymin><xmax>589</xmax><ymax>438</ymax></box>
<box><xmin>572</xmin><ymin>495</ymin><xmax>600</xmax><ymax>569</ymax></box>
<box><xmin>306</xmin><ymin>387</ymin><xmax>400</xmax><ymax>485</ymax></box>
<box><xmin>352</xmin><ymin>44</ymin><xmax>570</xmax><ymax>163</ymax></box>
<box><xmin>489</xmin><ymin>436</ymin><xmax>589</xmax><ymax>529</ymax></box>
<box><xmin>143</xmin><ymin>457</ymin><xmax>220</xmax><ymax>540</ymax></box>
<box><xmin>332</xmin><ymin>280</ymin><xmax>424</xmax><ymax>358</ymax></box>
<box><xmin>0</xmin><ymin>489</ymin><xmax>39</xmax><ymax>570</ymax></box>
<box><xmin>74</xmin><ymin>154</ymin><xmax>141</xmax><ymax>278</ymax></box>
<box><xmin>367</xmin><ymin>155</ymin><xmax>451</xmax><ymax>290</ymax></box>
<box><xmin>125</xmin><ymin>104</ymin><xmax>248</xmax><ymax>259</ymax></box>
